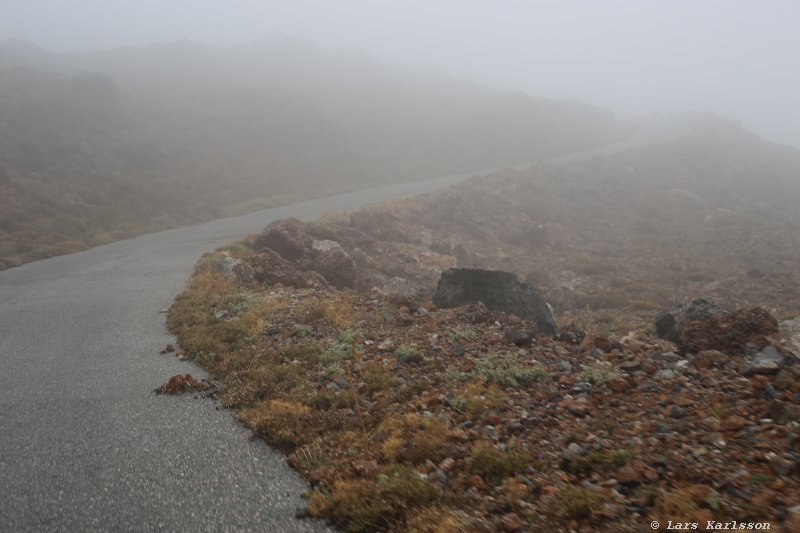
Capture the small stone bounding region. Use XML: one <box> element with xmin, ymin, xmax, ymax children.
<box><xmin>654</xmin><ymin>369</ymin><xmax>676</xmax><ymax>380</ymax></box>
<box><xmin>563</xmin><ymin>442</ymin><xmax>584</xmax><ymax>460</ymax></box>
<box><xmin>662</xmin><ymin>351</ymin><xmax>680</xmax><ymax>362</ymax></box>
<box><xmin>744</xmin><ymin>346</ymin><xmax>782</xmax><ymax>376</ymax></box>
<box><xmin>500</xmin><ymin>512</ymin><xmax>523</xmax><ymax>532</ymax></box>
<box><xmin>668</xmin><ymin>406</ymin><xmax>688</xmax><ymax>419</ymax></box>
<box><xmin>571</xmin><ymin>382</ymin><xmax>592</xmax><ymax>394</ymax></box>
<box><xmin>555</xmin><ymin>360</ymin><xmax>573</xmax><ymax>373</ymax></box>
<box><xmin>619</xmin><ymin>360</ymin><xmax>642</xmax><ymax>373</ymax></box>
<box><xmin>450</xmin><ymin>345</ymin><xmax>466</xmax><ymax>356</ymax></box>
<box><xmin>609</xmin><ymin>376</ymin><xmax>632</xmax><ymax>392</ymax></box>
<box><xmin>507</xmin><ymin>330</ymin><xmax>534</xmax><ymax>347</ymax></box>
<box><xmin>469</xmin><ymin>475</ymin><xmax>485</xmax><ymax>489</ymax></box>
<box><xmin>722</xmin><ymin>415</ymin><xmax>747</xmax><ymax>432</ymax></box>
<box><xmin>378</xmin><ymin>339</ymin><xmax>394</xmax><ymax>351</ymax></box>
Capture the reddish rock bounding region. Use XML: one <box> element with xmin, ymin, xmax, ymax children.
<box><xmin>155</xmin><ymin>374</ymin><xmax>207</xmax><ymax>395</ymax></box>
<box><xmin>693</xmin><ymin>350</ymin><xmax>729</xmax><ymax>369</ymax></box>
<box><xmin>500</xmin><ymin>512</ymin><xmax>523</xmax><ymax>532</ymax></box>
<box><xmin>609</xmin><ymin>376</ymin><xmax>632</xmax><ymax>392</ymax></box>
<box><xmin>469</xmin><ymin>475</ymin><xmax>486</xmax><ymax>490</ymax></box>
<box><xmin>722</xmin><ymin>415</ymin><xmax>747</xmax><ymax>432</ymax></box>
<box><xmin>680</xmin><ymin>307</ymin><xmax>779</xmax><ymax>355</ymax></box>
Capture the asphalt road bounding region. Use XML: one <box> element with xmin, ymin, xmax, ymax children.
<box><xmin>0</xmin><ymin>172</ymin><xmax>479</xmax><ymax>532</ymax></box>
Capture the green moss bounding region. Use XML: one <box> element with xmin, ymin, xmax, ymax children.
<box><xmin>395</xmin><ymin>345</ymin><xmax>427</xmax><ymax>364</ymax></box>
<box><xmin>475</xmin><ymin>355</ymin><xmax>549</xmax><ymax>388</ymax></box>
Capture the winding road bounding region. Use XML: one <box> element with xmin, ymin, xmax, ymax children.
<box><xmin>0</xmin><ymin>171</ymin><xmax>483</xmax><ymax>532</ymax></box>
<box><xmin>0</xmin><ymin>115</ymin><xmax>700</xmax><ymax>531</ymax></box>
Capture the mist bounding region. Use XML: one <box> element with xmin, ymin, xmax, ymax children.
<box><xmin>1</xmin><ymin>0</ymin><xmax>798</xmax><ymax>148</ymax></box>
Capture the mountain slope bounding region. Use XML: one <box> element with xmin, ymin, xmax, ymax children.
<box><xmin>0</xmin><ymin>38</ymin><xmax>633</xmax><ymax>269</ymax></box>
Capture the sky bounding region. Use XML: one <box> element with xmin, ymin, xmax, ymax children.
<box><xmin>1</xmin><ymin>0</ymin><xmax>798</xmax><ymax>147</ymax></box>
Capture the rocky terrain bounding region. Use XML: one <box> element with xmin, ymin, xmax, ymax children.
<box><xmin>166</xmin><ymin>122</ymin><xmax>800</xmax><ymax>531</ymax></box>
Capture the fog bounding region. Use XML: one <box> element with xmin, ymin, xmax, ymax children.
<box><xmin>1</xmin><ymin>0</ymin><xmax>798</xmax><ymax>148</ymax></box>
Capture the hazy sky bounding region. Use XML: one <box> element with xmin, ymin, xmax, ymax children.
<box><xmin>2</xmin><ymin>0</ymin><xmax>798</xmax><ymax>147</ymax></box>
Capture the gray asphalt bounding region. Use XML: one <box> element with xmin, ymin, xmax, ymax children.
<box><xmin>0</xmin><ymin>172</ymin><xmax>479</xmax><ymax>533</ymax></box>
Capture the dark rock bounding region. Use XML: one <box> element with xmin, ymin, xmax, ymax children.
<box><xmin>433</xmin><ymin>268</ymin><xmax>556</xmax><ymax>336</ymax></box>
<box><xmin>619</xmin><ymin>360</ymin><xmax>642</xmax><ymax>373</ymax></box>
<box><xmin>253</xmin><ymin>218</ymin><xmax>310</xmax><ymax>260</ymax></box>
<box><xmin>767</xmin><ymin>401</ymin><xmax>800</xmax><ymax>424</ymax></box>
<box><xmin>506</xmin><ymin>330</ymin><xmax>534</xmax><ymax>347</ymax></box>
<box><xmin>668</xmin><ymin>406</ymin><xmax>688</xmax><ymax>418</ymax></box>
<box><xmin>744</xmin><ymin>346</ymin><xmax>782</xmax><ymax>376</ymax></box>
<box><xmin>655</xmin><ymin>299</ymin><xmax>727</xmax><ymax>343</ymax></box>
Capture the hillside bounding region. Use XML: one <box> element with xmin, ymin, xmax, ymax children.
<box><xmin>0</xmin><ymin>38</ymin><xmax>632</xmax><ymax>269</ymax></box>
<box><xmin>165</xmin><ymin>119</ymin><xmax>800</xmax><ymax>531</ymax></box>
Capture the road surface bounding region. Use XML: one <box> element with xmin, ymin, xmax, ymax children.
<box><xmin>0</xmin><ymin>171</ymin><xmax>486</xmax><ymax>532</ymax></box>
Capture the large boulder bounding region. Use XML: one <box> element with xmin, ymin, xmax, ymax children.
<box><xmin>432</xmin><ymin>268</ymin><xmax>556</xmax><ymax>336</ymax></box>
<box><xmin>309</xmin><ymin>239</ymin><xmax>358</xmax><ymax>289</ymax></box>
<box><xmin>655</xmin><ymin>299</ymin><xmax>727</xmax><ymax>343</ymax></box>
<box><xmin>253</xmin><ymin>218</ymin><xmax>310</xmax><ymax>261</ymax></box>
<box><xmin>679</xmin><ymin>307</ymin><xmax>779</xmax><ymax>355</ymax></box>
<box><xmin>250</xmin><ymin>248</ymin><xmax>327</xmax><ymax>289</ymax></box>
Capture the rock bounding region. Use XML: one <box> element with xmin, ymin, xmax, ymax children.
<box><xmin>378</xmin><ymin>339</ymin><xmax>394</xmax><ymax>351</ymax></box>
<box><xmin>680</xmin><ymin>307</ymin><xmax>779</xmax><ymax>355</ymax></box>
<box><xmin>555</xmin><ymin>360</ymin><xmax>573</xmax><ymax>373</ymax></box>
<box><xmin>154</xmin><ymin>374</ymin><xmax>208</xmax><ymax>395</ymax></box>
<box><xmin>654</xmin><ymin>369</ymin><xmax>676</xmax><ymax>380</ymax></box>
<box><xmin>309</xmin><ymin>240</ymin><xmax>358</xmax><ymax>289</ymax></box>
<box><xmin>655</xmin><ymin>299</ymin><xmax>727</xmax><ymax>343</ymax></box>
<box><xmin>767</xmin><ymin>401</ymin><xmax>800</xmax><ymax>424</ymax></box>
<box><xmin>722</xmin><ymin>415</ymin><xmax>747</xmax><ymax>432</ymax></box>
<box><xmin>432</xmin><ymin>268</ymin><xmax>556</xmax><ymax>336</ymax></box>
<box><xmin>506</xmin><ymin>330</ymin><xmax>534</xmax><ymax>347</ymax></box>
<box><xmin>780</xmin><ymin>317</ymin><xmax>800</xmax><ymax>352</ymax></box>
<box><xmin>619</xmin><ymin>360</ymin><xmax>642</xmax><ymax>373</ymax></box>
<box><xmin>693</xmin><ymin>350</ymin><xmax>729</xmax><ymax>370</ymax></box>
<box><xmin>439</xmin><ymin>457</ymin><xmax>455</xmax><ymax>472</ymax></box>
<box><xmin>564</xmin><ymin>398</ymin><xmax>590</xmax><ymax>417</ymax></box>
<box><xmin>250</xmin><ymin>248</ymin><xmax>327</xmax><ymax>289</ymax></box>
<box><xmin>744</xmin><ymin>346</ymin><xmax>782</xmax><ymax>376</ymax></box>
<box><xmin>468</xmin><ymin>475</ymin><xmax>485</xmax><ymax>490</ymax></box>
<box><xmin>609</xmin><ymin>376</ymin><xmax>632</xmax><ymax>392</ymax></box>
<box><xmin>668</xmin><ymin>406</ymin><xmax>688</xmax><ymax>418</ymax></box>
<box><xmin>210</xmin><ymin>254</ymin><xmax>245</xmax><ymax>281</ymax></box>
<box><xmin>500</xmin><ymin>512</ymin><xmax>523</xmax><ymax>532</ymax></box>
<box><xmin>563</xmin><ymin>442</ymin><xmax>585</xmax><ymax>460</ymax></box>
<box><xmin>253</xmin><ymin>218</ymin><xmax>310</xmax><ymax>260</ymax></box>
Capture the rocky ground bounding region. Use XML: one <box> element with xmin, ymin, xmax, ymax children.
<box><xmin>165</xmin><ymin>126</ymin><xmax>800</xmax><ymax>531</ymax></box>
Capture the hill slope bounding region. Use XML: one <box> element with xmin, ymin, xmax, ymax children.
<box><xmin>164</xmin><ymin>117</ymin><xmax>800</xmax><ymax>531</ymax></box>
<box><xmin>0</xmin><ymin>38</ymin><xmax>632</xmax><ymax>269</ymax></box>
